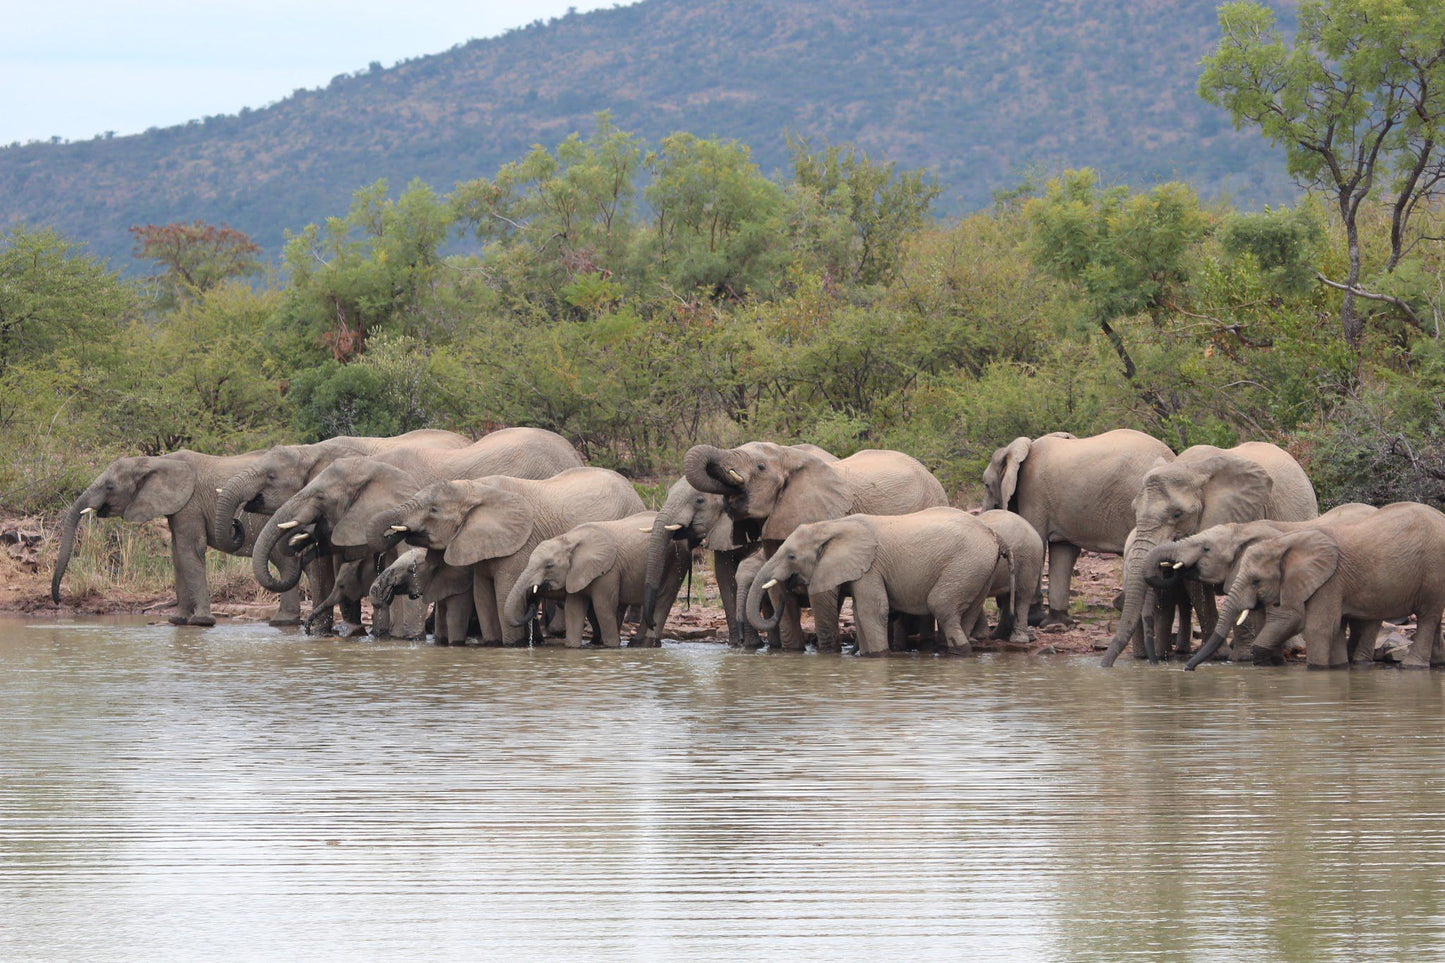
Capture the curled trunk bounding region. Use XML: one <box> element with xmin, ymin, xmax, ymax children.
<box><xmin>213</xmin><ymin>467</ymin><xmax>260</xmax><ymax>553</ymax></box>
<box><xmin>252</xmin><ymin>514</ymin><xmax>304</xmax><ymax>592</ymax></box>
<box><xmin>745</xmin><ymin>561</ymin><xmax>785</xmax><ymax>633</ymax></box>
<box><xmin>1101</xmin><ymin>533</ymin><xmax>1159</xmax><ymax>667</ymax></box>
<box><xmin>50</xmin><ymin>493</ymin><xmax>95</xmax><ymax>603</ymax></box>
<box><xmin>682</xmin><ymin>445</ymin><xmax>736</xmax><ymax>496</ymax></box>
<box><xmin>503</xmin><ymin>574</ymin><xmax>540</xmax><ymax>628</ymax></box>
<box><xmin>367</xmin><ymin>505</ymin><xmax>410</xmax><ymax>553</ymax></box>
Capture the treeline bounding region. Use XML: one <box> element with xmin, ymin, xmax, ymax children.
<box><xmin>2</xmin><ymin>117</ymin><xmax>1443</xmax><ymax>517</ymax></box>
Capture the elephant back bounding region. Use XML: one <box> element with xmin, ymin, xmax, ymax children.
<box><xmin>380</xmin><ymin>427</ymin><xmax>583</xmax><ymax>485</ymax></box>
<box><xmin>835</xmin><ymin>450</ymin><xmax>947</xmax><ymax>517</ymax></box>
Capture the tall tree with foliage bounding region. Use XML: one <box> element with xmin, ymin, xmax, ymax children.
<box><xmin>130</xmin><ymin>221</ymin><xmax>261</xmax><ymax>304</ymax></box>
<box><xmin>1199</xmin><ymin>0</ymin><xmax>1445</xmax><ymax>346</ymax></box>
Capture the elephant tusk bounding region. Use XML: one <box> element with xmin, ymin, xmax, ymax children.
<box><xmin>532</xmin><ymin>584</ymin><xmax>540</xmax><ymax>594</ymax></box>
<box><xmin>389</xmin><ymin>525</ymin><xmax>409</xmax><ymax>533</ymax></box>
<box><xmin>727</xmin><ymin>468</ymin><xmax>745</xmax><ymax>485</ymax></box>
<box><xmin>665</xmin><ymin>523</ymin><xmax>684</xmax><ymax>531</ymax></box>
<box><xmin>276</xmin><ymin>520</ymin><xmax>300</xmax><ymax>530</ymax></box>
<box><xmin>761</xmin><ymin>578</ymin><xmax>778</xmax><ymax>591</ymax></box>
<box><xmin>1172</xmin><ymin>561</ymin><xmax>1185</xmax><ymax>569</ymax></box>
<box><xmin>216</xmin><ymin>488</ymin><xmax>225</xmax><ymax>494</ymax></box>
<box><xmin>289</xmin><ymin>533</ymin><xmax>311</xmax><ymax>546</ymax></box>
<box><xmin>1236</xmin><ymin>609</ymin><xmax>1251</xmax><ymax>626</ymax></box>
<box><xmin>639</xmin><ymin>526</ymin><xmax>654</xmax><ymax>532</ymax></box>
<box><xmin>1159</xmin><ymin>561</ymin><xmax>1172</xmax><ymax>568</ymax></box>
<box><xmin>79</xmin><ymin>507</ymin><xmax>95</xmax><ymax>515</ymax></box>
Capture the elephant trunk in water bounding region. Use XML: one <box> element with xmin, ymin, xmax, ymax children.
<box><xmin>251</xmin><ymin>513</ymin><xmax>304</xmax><ymax>593</ymax></box>
<box><xmin>745</xmin><ymin>559</ymin><xmax>785</xmax><ymax>634</ymax></box>
<box><xmin>1100</xmin><ymin>531</ymin><xmax>1161</xmax><ymax>667</ymax></box>
<box><xmin>213</xmin><ymin>467</ymin><xmax>261</xmax><ymax>553</ymax></box>
<box><xmin>51</xmin><ymin>488</ymin><xmax>100</xmax><ymax>603</ymax></box>
<box><xmin>1184</xmin><ymin>582</ymin><xmax>1246</xmax><ymax>670</ymax></box>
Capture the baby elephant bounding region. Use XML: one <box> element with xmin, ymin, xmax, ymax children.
<box><xmin>961</xmin><ymin>510</ymin><xmax>1044</xmax><ymax>646</ymax></box>
<box><xmin>503</xmin><ymin>513</ymin><xmax>691</xmax><ymax>648</ymax></box>
<box><xmin>371</xmin><ymin>548</ymin><xmax>476</xmax><ymax>645</ymax></box>
<box><xmin>745</xmin><ymin>508</ymin><xmax>1014</xmax><ymax>656</ymax></box>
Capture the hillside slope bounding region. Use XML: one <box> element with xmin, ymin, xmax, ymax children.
<box><xmin>0</xmin><ymin>0</ymin><xmax>1294</xmax><ymax>267</ymax></box>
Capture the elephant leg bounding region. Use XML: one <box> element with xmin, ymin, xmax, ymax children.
<box><xmin>1188</xmin><ymin>581</ymin><xmax>1217</xmax><ymax>649</ymax></box>
<box><xmin>544</xmin><ymin>602</ymin><xmax>567</xmax><ymax>637</ymax></box>
<box><xmin>777</xmin><ymin>591</ymin><xmax>807</xmax><ymax>651</ymax></box>
<box><xmin>272</xmin><ymin>575</ymin><xmax>303</xmax><ymax>625</ymax></box>
<box><xmin>443</xmin><ymin>592</ymin><xmax>472</xmax><ymax>644</ymax></box>
<box><xmin>1303</xmin><ymin>598</ymin><xmax>1349</xmax><ymax>669</ymax></box>
<box><xmin>715</xmin><ymin>551</ymin><xmax>739</xmax><ymax>644</ymax></box>
<box><xmin>1042</xmin><ymin>541</ymin><xmax>1078</xmax><ymax>627</ymax></box>
<box><xmin>593</xmin><ymin>593</ymin><xmax>622</xmax><ymax>648</ymax></box>
<box><xmin>851</xmin><ymin>580</ymin><xmax>890</xmax><ymax>656</ymax></box>
<box><xmin>936</xmin><ymin>607</ymin><xmax>971</xmax><ymax>655</ymax></box>
<box><xmin>171</xmin><ymin>523</ymin><xmax>214</xmax><ymax>626</ymax></box>
<box><xmin>1405</xmin><ymin>606</ymin><xmax>1444</xmax><ymax>669</ymax></box>
<box><xmin>811</xmin><ymin>588</ymin><xmax>841</xmax><ymax>651</ymax></box>
<box><xmin>1172</xmin><ymin>593</ymin><xmax>1193</xmax><ymax>658</ymax></box>
<box><xmin>473</xmin><ymin>571</ymin><xmax>502</xmax><ymax>645</ymax></box>
<box><xmin>562</xmin><ymin>595</ymin><xmax>589</xmax><ymax>648</ymax></box>
<box><xmin>888</xmin><ymin>613</ymin><xmax>910</xmax><ymax>652</ymax></box>
<box><xmin>1348</xmin><ymin>619</ymin><xmax>1381</xmax><ymax>664</ymax></box>
<box><xmin>310</xmin><ymin>554</ymin><xmax>339</xmax><ymax>631</ymax></box>
<box><xmin>497</xmin><ymin>577</ymin><xmax>530</xmax><ymax>646</ymax></box>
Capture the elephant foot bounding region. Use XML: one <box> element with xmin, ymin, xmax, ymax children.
<box><xmin>1038</xmin><ymin>609</ymin><xmax>1074</xmax><ymax>630</ymax></box>
<box><xmin>947</xmin><ymin>642</ymin><xmax>974</xmax><ymax>656</ymax></box>
<box><xmin>1026</xmin><ymin>602</ymin><xmax>1048</xmax><ymax>627</ymax></box>
<box><xmin>1008</xmin><ymin>631</ymin><xmax>1033</xmax><ymax>646</ymax></box>
<box><xmin>187</xmin><ymin>614</ymin><xmax>216</xmax><ymax>627</ymax></box>
<box><xmin>167</xmin><ymin>613</ymin><xmax>190</xmax><ymax>625</ymax></box>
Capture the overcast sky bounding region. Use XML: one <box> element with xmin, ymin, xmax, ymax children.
<box><xmin>1</xmin><ymin>1</ymin><xmax>628</xmax><ymax>145</ymax></box>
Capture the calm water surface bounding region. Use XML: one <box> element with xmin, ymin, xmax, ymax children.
<box><xmin>3</xmin><ymin>617</ymin><xmax>1445</xmax><ymax>960</ymax></box>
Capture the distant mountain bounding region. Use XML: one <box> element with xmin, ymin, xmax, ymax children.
<box><xmin>0</xmin><ymin>0</ymin><xmax>1296</xmax><ymax>270</ymax></box>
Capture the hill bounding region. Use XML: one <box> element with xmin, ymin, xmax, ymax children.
<box><xmin>0</xmin><ymin>0</ymin><xmax>1296</xmax><ymax>269</ymax></box>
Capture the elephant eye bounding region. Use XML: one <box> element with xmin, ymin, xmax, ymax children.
<box><xmin>786</xmin><ymin>552</ymin><xmax>796</xmax><ymax>561</ymax></box>
<box><xmin>1201</xmin><ymin>546</ymin><xmax>1210</xmax><ymax>553</ymax></box>
<box><xmin>544</xmin><ymin>561</ymin><xmax>554</xmax><ymax>569</ymax></box>
<box><xmin>757</xmin><ymin>464</ymin><xmax>766</xmax><ymax>472</ymax></box>
<box><xmin>105</xmin><ymin>482</ymin><xmax>115</xmax><ymax>491</ymax></box>
<box><xmin>1171</xmin><ymin>509</ymin><xmax>1183</xmax><ymax>519</ymax></box>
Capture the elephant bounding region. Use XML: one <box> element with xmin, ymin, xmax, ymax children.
<box><xmin>1100</xmin><ymin>441</ymin><xmax>1318</xmax><ymax>667</ymax></box>
<box><xmin>52</xmin><ymin>449</ymin><xmax>303</xmax><ymax>626</ymax></box>
<box><xmin>642</xmin><ymin>444</ymin><xmax>835</xmax><ymax>643</ymax></box>
<box><xmin>960</xmin><ymin>510</ymin><xmax>1045</xmax><ymax>646</ymax></box>
<box><xmin>982</xmin><ymin>429</ymin><xmax>1175</xmax><ymax>628</ymax></box>
<box><xmin>1145</xmin><ymin>503</ymin><xmax>1377</xmax><ymax>662</ymax></box>
<box><xmin>744</xmin><ymin>508</ymin><xmax>1012</xmax><ymax>656</ymax></box>
<box><xmin>503</xmin><ymin>512</ymin><xmax>692</xmax><ymax>648</ymax></box>
<box><xmin>369</xmin><ymin>467</ymin><xmax>646</xmax><ymax>646</ymax></box>
<box><xmin>212</xmin><ymin>428</ymin><xmax>468</xmax><ymax>630</ymax></box>
<box><xmin>370</xmin><ymin>548</ymin><xmax>475</xmax><ymax>645</ymax></box>
<box><xmin>1185</xmin><ymin>502</ymin><xmax>1445</xmax><ymax>670</ymax></box>
<box><xmin>250</xmin><ymin>427</ymin><xmax>584</xmax><ymax>617</ymax></box>
<box><xmin>683</xmin><ymin>442</ymin><xmax>947</xmax><ymax>651</ymax></box>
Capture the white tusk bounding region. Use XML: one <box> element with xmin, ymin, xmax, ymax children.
<box><xmin>216</xmin><ymin>488</ymin><xmax>225</xmax><ymax>494</ymax></box>
<box><xmin>532</xmin><ymin>585</ymin><xmax>540</xmax><ymax>594</ymax></box>
<box><xmin>79</xmin><ymin>506</ymin><xmax>95</xmax><ymax>515</ymax></box>
<box><xmin>665</xmin><ymin>523</ymin><xmax>683</xmax><ymax>531</ymax></box>
<box><xmin>727</xmin><ymin>468</ymin><xmax>745</xmax><ymax>484</ymax></box>
<box><xmin>389</xmin><ymin>525</ymin><xmax>409</xmax><ymax>533</ymax></box>
<box><xmin>1172</xmin><ymin>561</ymin><xmax>1185</xmax><ymax>569</ymax></box>
<box><xmin>761</xmin><ymin>578</ymin><xmax>778</xmax><ymax>591</ymax></box>
<box><xmin>1159</xmin><ymin>561</ymin><xmax>1171</xmax><ymax>568</ymax></box>
<box><xmin>289</xmin><ymin>533</ymin><xmax>311</xmax><ymax>546</ymax></box>
<box><xmin>1236</xmin><ymin>609</ymin><xmax>1250</xmax><ymax>626</ymax></box>
<box><xmin>276</xmin><ymin>520</ymin><xmax>300</xmax><ymax>530</ymax></box>
<box><xmin>639</xmin><ymin>526</ymin><xmax>653</xmax><ymax>532</ymax></box>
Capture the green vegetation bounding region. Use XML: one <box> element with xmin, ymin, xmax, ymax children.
<box><xmin>5</xmin><ymin>38</ymin><xmax>1445</xmax><ymax>521</ymax></box>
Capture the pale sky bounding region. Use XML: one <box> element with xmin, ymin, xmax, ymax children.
<box><xmin>1</xmin><ymin>1</ymin><xmax>628</xmax><ymax>145</ymax></box>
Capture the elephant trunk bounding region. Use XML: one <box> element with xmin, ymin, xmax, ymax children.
<box><xmin>252</xmin><ymin>513</ymin><xmax>304</xmax><ymax>593</ymax></box>
<box><xmin>213</xmin><ymin>467</ymin><xmax>260</xmax><ymax>553</ymax></box>
<box><xmin>51</xmin><ymin>490</ymin><xmax>98</xmax><ymax>603</ymax></box>
<box><xmin>745</xmin><ymin>560</ymin><xmax>785</xmax><ymax>633</ymax></box>
<box><xmin>503</xmin><ymin>572</ymin><xmax>540</xmax><ymax>628</ymax></box>
<box><xmin>367</xmin><ymin>505</ymin><xmax>410</xmax><ymax>553</ymax></box>
<box><xmin>1101</xmin><ymin>531</ymin><xmax>1160</xmax><ymax>667</ymax></box>
<box><xmin>1143</xmin><ymin>541</ymin><xmax>1187</xmax><ymax>590</ymax></box>
<box><xmin>1184</xmin><ymin>579</ymin><xmax>1246</xmax><ymax>670</ymax></box>
<box><xmin>643</xmin><ymin>509</ymin><xmax>688</xmax><ymax>629</ymax></box>
<box><xmin>682</xmin><ymin>445</ymin><xmax>738</xmax><ymax>496</ymax></box>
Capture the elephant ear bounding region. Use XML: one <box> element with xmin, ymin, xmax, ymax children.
<box><xmin>332</xmin><ymin>466</ymin><xmax>420</xmax><ymax>547</ymax></box>
<box><xmin>1279</xmin><ymin>530</ymin><xmax>1340</xmax><ymax>611</ymax></box>
<box><xmin>445</xmin><ymin>488</ymin><xmax>533</xmax><ymax>566</ymax></box>
<box><xmin>997</xmin><ymin>437</ymin><xmax>1032</xmax><ymax>510</ymax></box>
<box><xmin>123</xmin><ymin>458</ymin><xmax>196</xmax><ymax>522</ymax></box>
<box><xmin>761</xmin><ymin>454</ymin><xmax>853</xmax><ymax>541</ymax></box>
<box><xmin>808</xmin><ymin>522</ymin><xmax>879</xmax><ymax>593</ymax></box>
<box><xmin>566</xmin><ymin>528</ymin><xmax>619</xmax><ymax>594</ymax></box>
<box><xmin>1198</xmin><ymin>455</ymin><xmax>1274</xmax><ymax>528</ymax></box>
<box><xmin>705</xmin><ymin>510</ymin><xmax>736</xmax><ymax>550</ymax></box>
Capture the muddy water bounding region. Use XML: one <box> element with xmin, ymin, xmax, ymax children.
<box><xmin>4</xmin><ymin>618</ymin><xmax>1445</xmax><ymax>960</ymax></box>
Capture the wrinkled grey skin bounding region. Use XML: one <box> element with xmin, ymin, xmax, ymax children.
<box><xmin>684</xmin><ymin>443</ymin><xmax>946</xmax><ymax>651</ymax></box>
<box><xmin>52</xmin><ymin>449</ymin><xmax>301</xmax><ymax>625</ymax></box>
<box><xmin>961</xmin><ymin>510</ymin><xmax>1044</xmax><ymax>645</ymax></box>
<box><xmin>1146</xmin><ymin>503</ymin><xmax>1377</xmax><ymax>663</ymax></box>
<box><xmin>745</xmin><ymin>509</ymin><xmax>1005</xmax><ymax>656</ymax></box>
<box><xmin>982</xmin><ymin>429</ymin><xmax>1175</xmax><ymax>628</ymax></box>
<box><xmin>643</xmin><ymin>445</ymin><xmax>834</xmax><ymax>642</ymax></box>
<box><xmin>368</xmin><ymin>468</ymin><xmax>645</xmax><ymax>646</ymax></box>
<box><xmin>504</xmin><ymin>512</ymin><xmax>690</xmax><ymax>648</ymax></box>
<box><xmin>1101</xmin><ymin>442</ymin><xmax>1318</xmax><ymax>667</ymax></box>
<box><xmin>1186</xmin><ymin>502</ymin><xmax>1445</xmax><ymax>670</ymax></box>
<box><xmin>370</xmin><ymin>548</ymin><xmax>475</xmax><ymax>645</ymax></box>
<box><xmin>251</xmin><ymin>427</ymin><xmax>584</xmax><ymax>628</ymax></box>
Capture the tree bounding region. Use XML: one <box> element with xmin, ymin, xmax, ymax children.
<box><xmin>129</xmin><ymin>221</ymin><xmax>261</xmax><ymax>301</ymax></box>
<box><xmin>1200</xmin><ymin>0</ymin><xmax>1445</xmax><ymax>346</ymax></box>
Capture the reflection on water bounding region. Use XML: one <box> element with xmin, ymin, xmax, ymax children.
<box><xmin>3</xmin><ymin>618</ymin><xmax>1444</xmax><ymax>959</ymax></box>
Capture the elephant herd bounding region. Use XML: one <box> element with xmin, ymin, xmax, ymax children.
<box><xmin>50</xmin><ymin>425</ymin><xmax>1445</xmax><ymax>670</ymax></box>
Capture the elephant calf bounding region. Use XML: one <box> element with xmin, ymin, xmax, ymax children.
<box><xmin>745</xmin><ymin>508</ymin><xmax>1014</xmax><ymax>656</ymax></box>
<box><xmin>962</xmin><ymin>510</ymin><xmax>1044</xmax><ymax>646</ymax></box>
<box><xmin>371</xmin><ymin>548</ymin><xmax>475</xmax><ymax>645</ymax></box>
<box><xmin>503</xmin><ymin>513</ymin><xmax>692</xmax><ymax>648</ymax></box>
